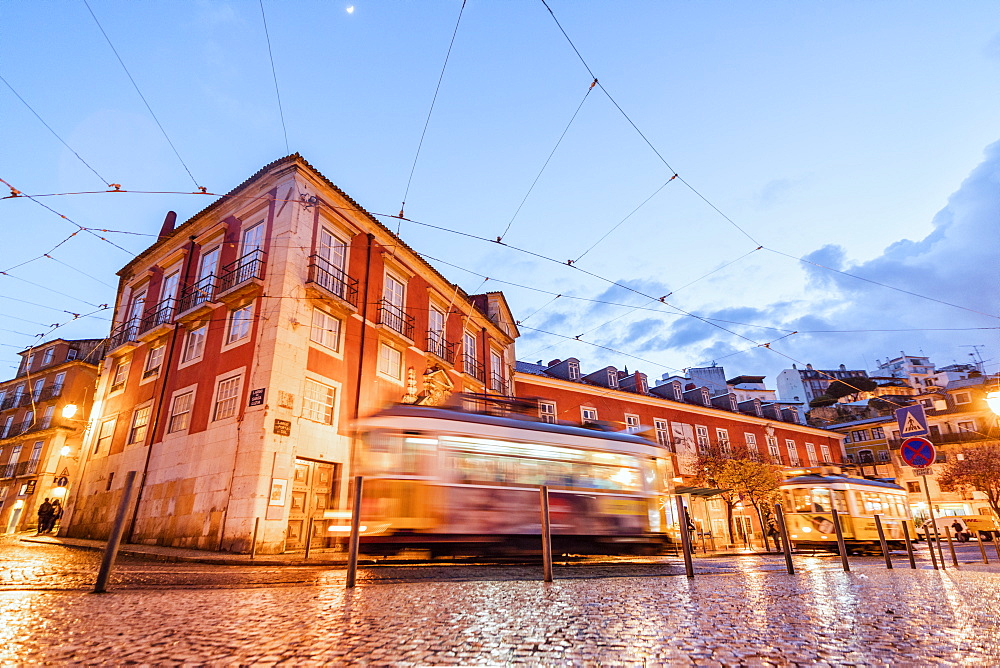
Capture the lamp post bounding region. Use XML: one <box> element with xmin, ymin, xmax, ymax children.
<box><xmin>986</xmin><ymin>390</ymin><xmax>1000</xmax><ymax>416</ymax></box>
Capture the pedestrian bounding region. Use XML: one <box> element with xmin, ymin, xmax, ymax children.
<box><xmin>37</xmin><ymin>498</ymin><xmax>53</xmax><ymax>534</ymax></box>
<box><xmin>767</xmin><ymin>518</ymin><xmax>781</xmax><ymax>551</ymax></box>
<box><xmin>48</xmin><ymin>499</ymin><xmax>63</xmax><ymax>533</ymax></box>
<box><xmin>951</xmin><ymin>519</ymin><xmax>967</xmax><ymax>542</ymax></box>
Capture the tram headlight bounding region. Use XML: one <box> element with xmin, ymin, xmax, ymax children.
<box><xmin>801</xmin><ymin>526</ymin><xmax>812</xmax><ymax>533</ymax></box>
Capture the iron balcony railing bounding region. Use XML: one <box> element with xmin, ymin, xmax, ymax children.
<box><xmin>489</xmin><ymin>373</ymin><xmax>509</xmax><ymax>395</ymax></box>
<box><xmin>218</xmin><ymin>249</ymin><xmax>266</xmax><ymax>294</ymax></box>
<box><xmin>0</xmin><ymin>393</ymin><xmax>33</xmax><ymax>411</ymax></box>
<box><xmin>177</xmin><ymin>275</ymin><xmax>217</xmax><ymax>313</ymax></box>
<box><xmin>139</xmin><ymin>298</ymin><xmax>176</xmax><ymax>333</ymax></box>
<box><xmin>461</xmin><ymin>354</ymin><xmax>485</xmax><ymax>382</ymax></box>
<box><xmin>0</xmin><ymin>459</ymin><xmax>38</xmax><ymax>479</ymax></box>
<box><xmin>307</xmin><ymin>255</ymin><xmax>359</xmax><ymax>306</ymax></box>
<box><xmin>426</xmin><ymin>330</ymin><xmax>456</xmax><ymax>364</ymax></box>
<box><xmin>109</xmin><ymin>318</ymin><xmax>141</xmax><ymax>350</ymax></box>
<box><xmin>376</xmin><ymin>300</ymin><xmax>414</xmax><ymax>339</ymax></box>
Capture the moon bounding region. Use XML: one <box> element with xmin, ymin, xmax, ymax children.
<box><xmin>346</xmin><ymin>5</ymin><xmax>354</xmax><ymax>13</ymax></box>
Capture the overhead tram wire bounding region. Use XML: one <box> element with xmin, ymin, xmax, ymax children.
<box><xmin>259</xmin><ymin>0</ymin><xmax>289</xmax><ymax>155</ymax></box>
<box><xmin>397</xmin><ymin>0</ymin><xmax>468</xmax><ymax>224</ymax></box>
<box><xmin>0</xmin><ymin>74</ymin><xmax>110</xmax><ymax>187</ymax></box>
<box><xmin>497</xmin><ymin>79</ymin><xmax>597</xmax><ymax>243</ymax></box>
<box><xmin>82</xmin><ymin>0</ymin><xmax>203</xmax><ymax>191</ymax></box>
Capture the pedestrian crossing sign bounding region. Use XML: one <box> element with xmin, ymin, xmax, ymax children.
<box><xmin>895</xmin><ymin>405</ymin><xmax>929</xmax><ymax>438</ymax></box>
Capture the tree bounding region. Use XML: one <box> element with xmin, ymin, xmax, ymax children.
<box><xmin>826</xmin><ymin>378</ymin><xmax>878</xmax><ymax>401</ymax></box>
<box><xmin>937</xmin><ymin>444</ymin><xmax>1000</xmax><ymax>521</ymax></box>
<box><xmin>808</xmin><ymin>394</ymin><xmax>837</xmax><ymax>408</ymax></box>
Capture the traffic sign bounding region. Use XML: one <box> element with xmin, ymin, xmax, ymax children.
<box><xmin>900</xmin><ymin>437</ymin><xmax>936</xmax><ymax>467</ymax></box>
<box><xmin>895</xmin><ymin>405</ymin><xmax>929</xmax><ymax>438</ymax></box>
<box><xmin>912</xmin><ymin>467</ymin><xmax>933</xmax><ymax>477</ymax></box>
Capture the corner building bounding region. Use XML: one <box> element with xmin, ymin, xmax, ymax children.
<box><xmin>66</xmin><ymin>155</ymin><xmax>517</xmax><ymax>553</ymax></box>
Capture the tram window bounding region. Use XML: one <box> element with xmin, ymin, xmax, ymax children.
<box><xmin>790</xmin><ymin>489</ymin><xmax>812</xmax><ymax>512</ymax></box>
<box><xmin>809</xmin><ymin>488</ymin><xmax>831</xmax><ymax>512</ymax></box>
<box><xmin>831</xmin><ymin>490</ymin><xmax>848</xmax><ymax>514</ymax></box>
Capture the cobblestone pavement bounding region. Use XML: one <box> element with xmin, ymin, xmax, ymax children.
<box><xmin>3</xmin><ymin>536</ymin><xmax>1000</xmax><ymax>664</ymax></box>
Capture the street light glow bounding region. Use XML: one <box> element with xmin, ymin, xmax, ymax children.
<box><xmin>62</xmin><ymin>404</ymin><xmax>78</xmax><ymax>419</ymax></box>
<box><xmin>986</xmin><ymin>390</ymin><xmax>1000</xmax><ymax>416</ymax></box>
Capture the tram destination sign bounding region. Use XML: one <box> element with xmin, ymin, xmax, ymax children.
<box><xmin>900</xmin><ymin>437</ymin><xmax>936</xmax><ymax>468</ymax></box>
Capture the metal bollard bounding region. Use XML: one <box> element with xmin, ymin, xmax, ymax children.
<box><xmin>935</xmin><ymin>524</ymin><xmax>947</xmax><ymax>569</ymax></box>
<box><xmin>304</xmin><ymin>517</ymin><xmax>315</xmax><ymax>561</ymax></box>
<box><xmin>346</xmin><ymin>476</ymin><xmax>363</xmax><ymax>589</ymax></box>
<box><xmin>774</xmin><ymin>503</ymin><xmax>794</xmax><ymax>574</ymax></box>
<box><xmin>975</xmin><ymin>532</ymin><xmax>989</xmax><ymax>564</ymax></box>
<box><xmin>993</xmin><ymin>534</ymin><xmax>1000</xmax><ymax>562</ymax></box>
<box><xmin>944</xmin><ymin>526</ymin><xmax>959</xmax><ymax>568</ymax></box>
<box><xmin>874</xmin><ymin>515</ymin><xmax>892</xmax><ymax>569</ymax></box>
<box><xmin>675</xmin><ymin>496</ymin><xmax>694</xmax><ymax>578</ymax></box>
<box><xmin>831</xmin><ymin>509</ymin><xmax>850</xmax><ymax>573</ymax></box>
<box><xmin>93</xmin><ymin>470</ymin><xmax>138</xmax><ymax>594</ymax></box>
<box><xmin>249</xmin><ymin>517</ymin><xmax>260</xmax><ymax>560</ymax></box>
<box><xmin>540</xmin><ymin>486</ymin><xmax>553</xmax><ymax>583</ymax></box>
<box><xmin>901</xmin><ymin>521</ymin><xmax>917</xmax><ymax>569</ymax></box>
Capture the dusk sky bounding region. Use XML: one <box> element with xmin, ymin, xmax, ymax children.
<box><xmin>2</xmin><ymin>1</ymin><xmax>998</xmax><ymax>385</ymax></box>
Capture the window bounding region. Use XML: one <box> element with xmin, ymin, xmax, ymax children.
<box><xmin>852</xmin><ymin>430</ymin><xmax>868</xmax><ymax>443</ymax></box>
<box><xmin>32</xmin><ymin>379</ymin><xmax>44</xmax><ymax>400</ymax></box>
<box><xmin>877</xmin><ymin>450</ymin><xmax>890</xmax><ymax>462</ymax></box>
<box><xmin>785</xmin><ymin>439</ymin><xmax>799</xmax><ymax>466</ymax></box>
<box><xmin>53</xmin><ymin>372</ymin><xmax>65</xmax><ymax>392</ymax></box>
<box><xmin>213</xmin><ymin>376</ymin><xmax>241</xmax><ymax>421</ymax></box>
<box><xmin>128</xmin><ymin>406</ymin><xmax>151</xmax><ymax>444</ymax></box>
<box><xmin>310</xmin><ymin>308</ymin><xmax>341</xmax><ymax>351</ymax></box>
<box><xmin>144</xmin><ymin>345</ymin><xmax>165</xmax><ymax>378</ymax></box>
<box><xmin>41</xmin><ymin>347</ymin><xmax>54</xmax><ymax>365</ymax></box>
<box><xmin>846</xmin><ymin>453</ymin><xmax>856</xmax><ymax>463</ymax></box>
<box><xmin>716</xmin><ymin>428</ymin><xmax>731</xmax><ymax>454</ymax></box>
<box><xmin>871</xmin><ymin>426</ymin><xmax>885</xmax><ymax>440</ymax></box>
<box><xmin>378</xmin><ymin>343</ymin><xmax>402</xmax><ymax>380</ymax></box>
<box><xmin>303</xmin><ymin>379</ymin><xmax>336</xmax><ymax>424</ymax></box>
<box><xmin>490</xmin><ymin>351</ymin><xmax>505</xmax><ymax>391</ymax></box>
<box><xmin>66</xmin><ymin>348</ymin><xmax>78</xmax><ymax>361</ymax></box>
<box><xmin>696</xmin><ymin>425</ymin><xmax>710</xmax><ymax>453</ymax></box>
<box><xmin>906</xmin><ymin>481</ymin><xmax>921</xmax><ymax>493</ymax></box>
<box><xmin>241</xmin><ymin>222</ymin><xmax>264</xmax><ymax>257</ymax></box>
<box><xmin>11</xmin><ymin>384</ymin><xmax>23</xmax><ymax>403</ymax></box>
<box><xmin>607</xmin><ymin>370</ymin><xmax>619</xmax><ymax>387</ymax></box>
<box><xmin>95</xmin><ymin>419</ymin><xmax>115</xmax><ymax>453</ymax></box>
<box><xmin>568</xmin><ymin>361</ymin><xmax>580</xmax><ymax>381</ymax></box>
<box><xmin>2</xmin><ymin>416</ymin><xmax>14</xmax><ymax>439</ymax></box>
<box><xmin>957</xmin><ymin>420</ymin><xmax>976</xmax><ymax>433</ymax></box>
<box><xmin>625</xmin><ymin>414</ymin><xmax>640</xmax><ymax>433</ymax></box>
<box><xmin>745</xmin><ymin>433</ymin><xmax>758</xmax><ymax>453</ymax></box>
<box><xmin>463</xmin><ymin>331</ymin><xmax>478</xmax><ymax>376</ymax></box>
<box><xmin>581</xmin><ymin>407</ymin><xmax>598</xmax><ymax>422</ymax></box>
<box><xmin>168</xmin><ymin>391</ymin><xmax>194</xmax><ymax>433</ymax></box>
<box><xmin>21</xmin><ymin>411</ymin><xmax>33</xmax><ymax>433</ymax></box>
<box><xmin>227</xmin><ymin>302</ymin><xmax>253</xmax><ymax>344</ymax></box>
<box><xmin>25</xmin><ymin>352</ymin><xmax>34</xmax><ymax>371</ymax></box>
<box><xmin>0</xmin><ymin>389</ymin><xmax>5</xmax><ymax>406</ymax></box>
<box><xmin>28</xmin><ymin>442</ymin><xmax>42</xmax><ymax>472</ymax></box>
<box><xmin>384</xmin><ymin>274</ymin><xmax>405</xmax><ymax>309</ymax></box>
<box><xmin>805</xmin><ymin>442</ymin><xmax>817</xmax><ymax>465</ymax></box>
<box><xmin>181</xmin><ymin>325</ymin><xmax>207</xmax><ymax>363</ymax></box>
<box><xmin>539</xmin><ymin>401</ymin><xmax>556</xmax><ymax>423</ymax></box>
<box><xmin>40</xmin><ymin>405</ymin><xmax>54</xmax><ymax>429</ymax></box>
<box><xmin>654</xmin><ymin>419</ymin><xmax>670</xmax><ymax>448</ymax></box>
<box><xmin>953</xmin><ymin>391</ymin><xmax>971</xmax><ymax>405</ymax></box>
<box><xmin>820</xmin><ymin>444</ymin><xmax>831</xmax><ymax>461</ymax></box>
<box><xmin>317</xmin><ymin>228</ymin><xmax>350</xmax><ymax>297</ymax></box>
<box><xmin>767</xmin><ymin>436</ymin><xmax>780</xmax><ymax>460</ymax></box>
<box><xmin>859</xmin><ymin>449</ymin><xmax>874</xmax><ymax>464</ymax></box>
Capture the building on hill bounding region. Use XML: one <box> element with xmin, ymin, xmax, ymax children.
<box><xmin>776</xmin><ymin>363</ymin><xmax>870</xmax><ymax>422</ymax></box>
<box><xmin>0</xmin><ymin>338</ymin><xmax>104</xmax><ymax>533</ymax></box>
<box><xmin>64</xmin><ymin>154</ymin><xmax>517</xmax><ymax>554</ymax></box>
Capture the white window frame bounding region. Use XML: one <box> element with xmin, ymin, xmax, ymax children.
<box><xmin>302</xmin><ymin>378</ymin><xmax>336</xmax><ymax>425</ymax></box>
<box><xmin>180</xmin><ymin>324</ymin><xmax>208</xmax><ymax>365</ymax></box>
<box><xmin>463</xmin><ymin>331</ymin><xmax>478</xmax><ymax>376</ymax></box>
<box><xmin>716</xmin><ymin>428</ymin><xmax>731</xmax><ymax>454</ymax></box>
<box><xmin>95</xmin><ymin>418</ymin><xmax>116</xmax><ymax>454</ymax></box>
<box><xmin>538</xmin><ymin>401</ymin><xmax>556</xmax><ymax>423</ymax></box>
<box><xmin>225</xmin><ymin>302</ymin><xmax>254</xmax><ymax>346</ymax></box>
<box><xmin>581</xmin><ymin>407</ymin><xmax>598</xmax><ymax>422</ymax></box>
<box><xmin>310</xmin><ymin>307</ymin><xmax>342</xmax><ymax>352</ymax></box>
<box><xmin>624</xmin><ymin>413</ymin><xmax>640</xmax><ymax>433</ymax></box>
<box><xmin>128</xmin><ymin>405</ymin><xmax>152</xmax><ymax>445</ymax></box>
<box><xmin>212</xmin><ymin>374</ymin><xmax>242</xmax><ymax>421</ymax></box>
<box><xmin>66</xmin><ymin>348</ymin><xmax>78</xmax><ymax>361</ymax></box>
<box><xmin>654</xmin><ymin>419</ymin><xmax>670</xmax><ymax>448</ymax></box>
<box><xmin>490</xmin><ymin>350</ymin><xmax>506</xmax><ymax>391</ymax></box>
<box><xmin>871</xmin><ymin>426</ymin><xmax>885</xmax><ymax>440</ymax></box>
<box><xmin>745</xmin><ymin>433</ymin><xmax>758</xmax><ymax>453</ymax></box>
<box><xmin>568</xmin><ymin>361</ymin><xmax>580</xmax><ymax>381</ymax></box>
<box><xmin>41</xmin><ymin>347</ymin><xmax>54</xmax><ymax>365</ymax></box>
<box><xmin>143</xmin><ymin>345</ymin><xmax>165</xmax><ymax>380</ymax></box>
<box><xmin>820</xmin><ymin>443</ymin><xmax>832</xmax><ymax>462</ymax></box>
<box><xmin>384</xmin><ymin>273</ymin><xmax>405</xmax><ymax>309</ymax></box>
<box><xmin>957</xmin><ymin>420</ymin><xmax>976</xmax><ymax>433</ymax></box>
<box><xmin>767</xmin><ymin>436</ymin><xmax>780</xmax><ymax>460</ymax></box>
<box><xmin>785</xmin><ymin>439</ymin><xmax>799</xmax><ymax>466</ymax></box>
<box><xmin>40</xmin><ymin>405</ymin><xmax>54</xmax><ymax>429</ymax></box>
<box><xmin>696</xmin><ymin>425</ymin><xmax>710</xmax><ymax>453</ymax></box>
<box><xmin>31</xmin><ymin>379</ymin><xmax>45</xmax><ymax>400</ymax></box>
<box><xmin>378</xmin><ymin>342</ymin><xmax>403</xmax><ymax>381</ymax></box>
<box><xmin>3</xmin><ymin>416</ymin><xmax>15</xmax><ymax>439</ymax></box>
<box><xmin>607</xmin><ymin>370</ymin><xmax>618</xmax><ymax>387</ymax></box>
<box><xmin>167</xmin><ymin>390</ymin><xmax>195</xmax><ymax>434</ymax></box>
<box><xmin>805</xmin><ymin>442</ymin><xmax>817</xmax><ymax>465</ymax></box>
<box><xmin>953</xmin><ymin>391</ymin><xmax>971</xmax><ymax>405</ymax></box>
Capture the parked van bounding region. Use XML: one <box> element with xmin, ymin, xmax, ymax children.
<box><xmin>918</xmin><ymin>515</ymin><xmax>999</xmax><ymax>541</ymax></box>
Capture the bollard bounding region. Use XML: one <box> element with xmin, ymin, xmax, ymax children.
<box><xmin>773</xmin><ymin>503</ymin><xmax>794</xmax><ymax>574</ymax></box>
<box><xmin>675</xmin><ymin>496</ymin><xmax>694</xmax><ymax>578</ymax></box>
<box><xmin>345</xmin><ymin>475</ymin><xmax>363</xmax><ymax>589</ymax></box>
<box><xmin>874</xmin><ymin>515</ymin><xmax>892</xmax><ymax>569</ymax></box>
<box><xmin>975</xmin><ymin>532</ymin><xmax>989</xmax><ymax>565</ymax></box>
<box><xmin>304</xmin><ymin>517</ymin><xmax>315</xmax><ymax>561</ymax></box>
<box><xmin>935</xmin><ymin>524</ymin><xmax>948</xmax><ymax>569</ymax></box>
<box><xmin>249</xmin><ymin>517</ymin><xmax>260</xmax><ymax>560</ymax></box>
<box><xmin>831</xmin><ymin>509</ymin><xmax>850</xmax><ymax>572</ymax></box>
<box><xmin>540</xmin><ymin>486</ymin><xmax>553</xmax><ymax>583</ymax></box>
<box><xmin>993</xmin><ymin>534</ymin><xmax>1000</xmax><ymax>562</ymax></box>
<box><xmin>93</xmin><ymin>470</ymin><xmax>138</xmax><ymax>594</ymax></box>
<box><xmin>901</xmin><ymin>521</ymin><xmax>917</xmax><ymax>569</ymax></box>
<box><xmin>944</xmin><ymin>526</ymin><xmax>959</xmax><ymax>568</ymax></box>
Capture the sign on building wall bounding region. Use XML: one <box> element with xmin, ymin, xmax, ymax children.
<box><xmin>671</xmin><ymin>422</ymin><xmax>697</xmax><ymax>475</ymax></box>
<box><xmin>273</xmin><ymin>419</ymin><xmax>291</xmax><ymax>436</ymax></box>
<box><xmin>249</xmin><ymin>388</ymin><xmax>266</xmax><ymax>406</ymax></box>
<box><xmin>268</xmin><ymin>479</ymin><xmax>287</xmax><ymax>506</ymax></box>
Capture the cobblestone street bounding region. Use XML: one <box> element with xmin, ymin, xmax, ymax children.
<box><xmin>3</xmin><ymin>536</ymin><xmax>1000</xmax><ymax>664</ymax></box>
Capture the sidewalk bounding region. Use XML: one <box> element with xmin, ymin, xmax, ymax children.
<box><xmin>18</xmin><ymin>533</ymin><xmax>353</xmax><ymax>566</ymax></box>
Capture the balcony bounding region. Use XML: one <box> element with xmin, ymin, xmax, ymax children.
<box><xmin>306</xmin><ymin>255</ymin><xmax>358</xmax><ymax>308</ymax></box>
<box><xmin>426</xmin><ymin>330</ymin><xmax>456</xmax><ymax>364</ymax></box>
<box><xmin>889</xmin><ymin>426</ymin><xmax>1000</xmax><ymax>450</ymax></box>
<box><xmin>108</xmin><ymin>318</ymin><xmax>141</xmax><ymax>352</ymax></box>
<box><xmin>489</xmin><ymin>373</ymin><xmax>510</xmax><ymax>396</ymax></box>
<box><xmin>217</xmin><ymin>249</ymin><xmax>266</xmax><ymax>302</ymax></box>
<box><xmin>0</xmin><ymin>394</ymin><xmax>31</xmax><ymax>411</ymax></box>
<box><xmin>461</xmin><ymin>354</ymin><xmax>485</xmax><ymax>383</ymax></box>
<box><xmin>176</xmin><ymin>275</ymin><xmax>217</xmax><ymax>319</ymax></box>
<box><xmin>376</xmin><ymin>300</ymin><xmax>414</xmax><ymax>339</ymax></box>
<box><xmin>138</xmin><ymin>298</ymin><xmax>177</xmax><ymax>341</ymax></box>
<box><xmin>0</xmin><ymin>459</ymin><xmax>39</xmax><ymax>479</ymax></box>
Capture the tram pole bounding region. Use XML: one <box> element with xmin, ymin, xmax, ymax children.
<box><xmin>773</xmin><ymin>503</ymin><xmax>794</xmax><ymax>574</ymax></box>
<box><xmin>831</xmin><ymin>509</ymin><xmax>850</xmax><ymax>572</ymax></box>
<box><xmin>944</xmin><ymin>525</ymin><xmax>959</xmax><ymax>568</ymax></box>
<box><xmin>675</xmin><ymin>496</ymin><xmax>694</xmax><ymax>578</ymax></box>
<box><xmin>249</xmin><ymin>517</ymin><xmax>260</xmax><ymax>561</ymax></box>
<box><xmin>873</xmin><ymin>514</ymin><xmax>892</xmax><ymax>569</ymax></box>
<box><xmin>304</xmin><ymin>517</ymin><xmax>315</xmax><ymax>561</ymax></box>
<box><xmin>346</xmin><ymin>476</ymin><xmax>363</xmax><ymax>589</ymax></box>
<box><xmin>901</xmin><ymin>521</ymin><xmax>917</xmax><ymax>569</ymax></box>
<box><xmin>93</xmin><ymin>470</ymin><xmax>137</xmax><ymax>594</ymax></box>
<box><xmin>540</xmin><ymin>485</ymin><xmax>553</xmax><ymax>583</ymax></box>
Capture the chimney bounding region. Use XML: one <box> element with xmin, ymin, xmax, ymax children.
<box><xmin>158</xmin><ymin>211</ymin><xmax>177</xmax><ymax>239</ymax></box>
<box><xmin>547</xmin><ymin>359</ymin><xmax>561</xmax><ymax>367</ymax></box>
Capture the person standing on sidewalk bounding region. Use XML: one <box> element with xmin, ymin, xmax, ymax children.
<box><xmin>48</xmin><ymin>499</ymin><xmax>63</xmax><ymax>533</ymax></box>
<box><xmin>36</xmin><ymin>498</ymin><xmax>53</xmax><ymax>534</ymax></box>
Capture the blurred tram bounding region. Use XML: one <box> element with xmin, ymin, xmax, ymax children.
<box><xmin>352</xmin><ymin>399</ymin><xmax>675</xmax><ymax>555</ymax></box>
<box><xmin>779</xmin><ymin>469</ymin><xmax>915</xmax><ymax>553</ymax></box>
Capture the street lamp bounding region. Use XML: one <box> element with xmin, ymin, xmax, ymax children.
<box><xmin>62</xmin><ymin>404</ymin><xmax>78</xmax><ymax>419</ymax></box>
<box><xmin>986</xmin><ymin>390</ymin><xmax>1000</xmax><ymax>416</ymax></box>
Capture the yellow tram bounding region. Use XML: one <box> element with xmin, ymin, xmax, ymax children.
<box><xmin>780</xmin><ymin>470</ymin><xmax>916</xmax><ymax>553</ymax></box>
<box><xmin>352</xmin><ymin>401</ymin><xmax>675</xmax><ymax>555</ymax></box>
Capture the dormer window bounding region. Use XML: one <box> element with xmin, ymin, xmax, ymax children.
<box><xmin>41</xmin><ymin>348</ymin><xmax>55</xmax><ymax>366</ymax></box>
<box><xmin>568</xmin><ymin>361</ymin><xmax>580</xmax><ymax>380</ymax></box>
<box><xmin>607</xmin><ymin>370</ymin><xmax>618</xmax><ymax>387</ymax></box>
